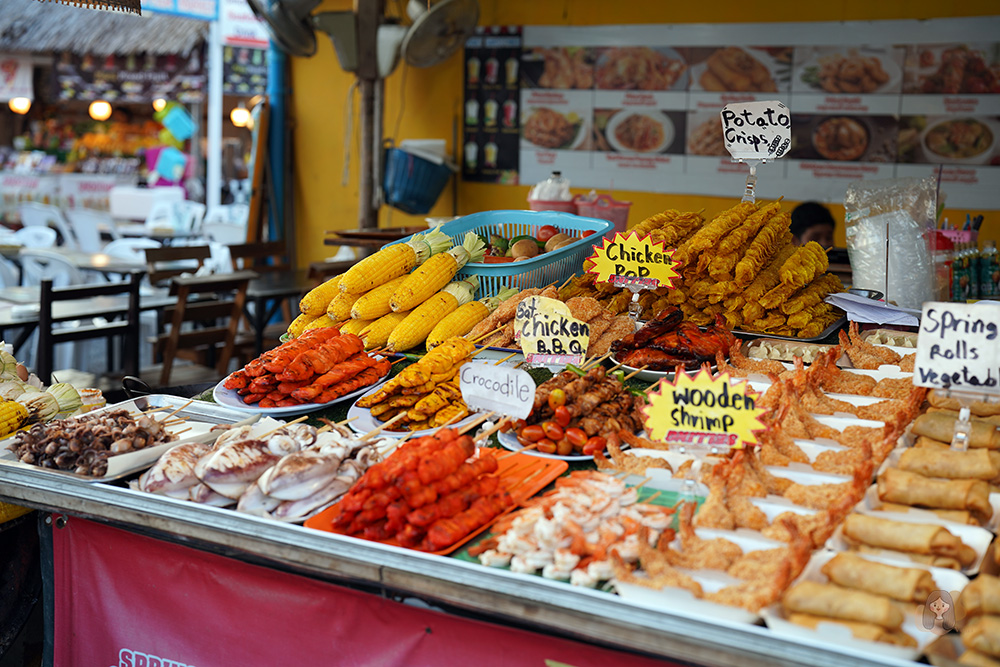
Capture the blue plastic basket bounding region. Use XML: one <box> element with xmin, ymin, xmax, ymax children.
<box><xmin>383</xmin><ymin>148</ymin><xmax>453</xmax><ymax>215</ymax></box>
<box><xmin>385</xmin><ymin>210</ymin><xmax>614</xmax><ymax>297</ymax></box>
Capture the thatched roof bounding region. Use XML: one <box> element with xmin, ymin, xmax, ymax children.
<box><xmin>0</xmin><ymin>0</ymin><xmax>208</xmax><ymax>56</ymax></box>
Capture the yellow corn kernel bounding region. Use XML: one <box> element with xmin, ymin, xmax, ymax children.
<box><xmin>426</xmin><ymin>301</ymin><xmax>489</xmax><ymax>349</ymax></box>
<box><xmin>302</xmin><ymin>314</ymin><xmax>341</xmax><ymax>332</ymax></box>
<box><xmin>360</xmin><ymin>310</ymin><xmax>410</xmax><ymax>349</ymax></box>
<box><xmin>387</xmin><ymin>292</ymin><xmax>460</xmax><ymax>352</ymax></box>
<box><xmin>0</xmin><ymin>400</ymin><xmax>29</xmax><ymax>438</ymax></box>
<box><xmin>389</xmin><ymin>253</ymin><xmax>457</xmax><ymax>312</ymax></box>
<box><xmin>351</xmin><ymin>276</ymin><xmax>407</xmax><ymax>320</ymax></box>
<box><xmin>298</xmin><ymin>274</ymin><xmax>342</xmax><ymax>316</ymax></box>
<box><xmin>287</xmin><ymin>312</ymin><xmax>320</xmax><ymax>338</ymax></box>
<box><xmin>339</xmin><ymin>318</ymin><xmax>374</xmax><ymax>337</ymax></box>
<box><xmin>327</xmin><ymin>291</ymin><xmax>360</xmax><ymax>321</ymax></box>
<box><xmin>339</xmin><ymin>245</ymin><xmax>415</xmax><ymax>295</ymax></box>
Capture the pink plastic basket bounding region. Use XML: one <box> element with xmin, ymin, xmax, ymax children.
<box><xmin>574</xmin><ymin>194</ymin><xmax>632</xmax><ymax>236</ymax></box>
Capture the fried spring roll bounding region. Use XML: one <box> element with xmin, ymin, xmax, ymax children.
<box><xmin>898</xmin><ymin>447</ymin><xmax>1000</xmax><ymax>481</ymax></box>
<box><xmin>877</xmin><ymin>468</ymin><xmax>992</xmax><ymax>521</ymax></box>
<box><xmin>928</xmin><ymin>391</ymin><xmax>1000</xmax><ymax>417</ymax></box>
<box><xmin>961</xmin><ymin>650</ymin><xmax>1000</xmax><ymax>667</ymax></box>
<box><xmin>912</xmin><ymin>413</ymin><xmax>1000</xmax><ymax>450</ymax></box>
<box><xmin>782</xmin><ymin>581</ymin><xmax>904</xmax><ymax>630</ymax></box>
<box><xmin>842</xmin><ymin>514</ymin><xmax>976</xmax><ymax>567</ymax></box>
<box><xmin>786</xmin><ymin>613</ymin><xmax>916</xmax><ymax>647</ymax></box>
<box><xmin>960</xmin><ymin>574</ymin><xmax>1000</xmax><ymax>619</ymax></box>
<box><xmin>965</xmin><ymin>616</ymin><xmax>1000</xmax><ymax>659</ymax></box>
<box><xmin>820</xmin><ymin>553</ymin><xmax>934</xmax><ymax>603</ymax></box>
<box><xmin>875</xmin><ymin>502</ymin><xmax>978</xmax><ymax>525</ymax></box>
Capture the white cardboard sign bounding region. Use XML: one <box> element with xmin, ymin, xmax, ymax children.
<box><xmin>459</xmin><ymin>363</ymin><xmax>535</xmax><ymax>420</ymax></box>
<box><xmin>720</xmin><ymin>101</ymin><xmax>791</xmax><ymax>161</ymax></box>
<box><xmin>914</xmin><ymin>302</ymin><xmax>1000</xmax><ymax>394</ymax></box>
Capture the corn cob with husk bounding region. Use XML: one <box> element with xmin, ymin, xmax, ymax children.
<box><xmin>360</xmin><ymin>311</ymin><xmax>411</xmax><ymax>350</ymax></box>
<box><xmin>0</xmin><ymin>399</ymin><xmax>28</xmax><ymax>438</ymax></box>
<box><xmin>47</xmin><ymin>383</ymin><xmax>82</xmax><ymax>417</ymax></box>
<box><xmin>339</xmin><ymin>226</ymin><xmax>451</xmax><ymax>295</ymax></box>
<box><xmin>426</xmin><ymin>287</ymin><xmax>517</xmax><ymax>349</ymax></box>
<box><xmin>351</xmin><ymin>276</ymin><xmax>407</xmax><ymax>321</ymax></box>
<box><xmin>389</xmin><ymin>232</ymin><xmax>486</xmax><ymax>312</ymax></box>
<box><xmin>17</xmin><ymin>391</ymin><xmax>58</xmax><ymax>424</ymax></box>
<box><xmin>387</xmin><ymin>276</ymin><xmax>479</xmax><ymax>352</ymax></box>
<box><xmin>299</xmin><ymin>274</ymin><xmax>342</xmax><ymax>316</ymax></box>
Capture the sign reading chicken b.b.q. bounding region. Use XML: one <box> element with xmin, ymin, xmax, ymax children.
<box><xmin>586</xmin><ymin>231</ymin><xmax>679</xmax><ymax>290</ymax></box>
<box><xmin>644</xmin><ymin>369</ymin><xmax>767</xmax><ymax>450</ymax></box>
<box><xmin>514</xmin><ymin>296</ymin><xmax>589</xmax><ymax>365</ymax></box>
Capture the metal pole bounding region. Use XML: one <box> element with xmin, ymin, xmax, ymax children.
<box><xmin>206</xmin><ymin>20</ymin><xmax>224</xmax><ymax>210</ymax></box>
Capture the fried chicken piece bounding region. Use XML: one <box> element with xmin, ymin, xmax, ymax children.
<box><xmin>565</xmin><ymin>296</ymin><xmax>605</xmax><ymax>323</ymax></box>
<box><xmin>898</xmin><ymin>354</ymin><xmax>915</xmax><ymax>372</ymax></box>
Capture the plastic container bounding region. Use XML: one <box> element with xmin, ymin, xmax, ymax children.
<box><xmin>385</xmin><ymin>210</ymin><xmax>613</xmax><ymax>297</ymax></box>
<box><xmin>574</xmin><ymin>193</ymin><xmax>632</xmax><ymax>236</ymax></box>
<box><xmin>527</xmin><ymin>199</ymin><xmax>578</xmax><ymax>214</ymax></box>
<box><xmin>383</xmin><ymin>147</ymin><xmax>454</xmax><ymax>215</ymax></box>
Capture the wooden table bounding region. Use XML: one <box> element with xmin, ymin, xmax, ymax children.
<box><xmin>323</xmin><ymin>227</ymin><xmax>424</xmax><ymax>257</ymax></box>
<box><xmin>244</xmin><ymin>270</ymin><xmax>313</xmax><ymax>355</ymax></box>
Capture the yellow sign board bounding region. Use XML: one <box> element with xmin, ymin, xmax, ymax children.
<box><xmin>586</xmin><ymin>231</ymin><xmax>679</xmax><ymax>289</ymax></box>
<box><xmin>643</xmin><ymin>369</ymin><xmax>767</xmax><ymax>449</ymax></box>
<box><xmin>514</xmin><ymin>296</ymin><xmax>589</xmax><ymax>365</ymax></box>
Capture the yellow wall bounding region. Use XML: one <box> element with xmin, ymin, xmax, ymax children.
<box><xmin>290</xmin><ymin>1</ymin><xmax>1000</xmax><ymax>268</ymax></box>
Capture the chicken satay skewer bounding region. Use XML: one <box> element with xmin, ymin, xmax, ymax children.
<box><xmin>470</xmin><ymin>327</ymin><xmax>503</xmax><ymax>344</ymax></box>
<box><xmin>359</xmin><ymin>412</ymin><xmax>408</xmax><ymax>441</ymax></box>
<box><xmin>622</xmin><ymin>365</ymin><xmax>650</xmax><ymax>382</ymax></box>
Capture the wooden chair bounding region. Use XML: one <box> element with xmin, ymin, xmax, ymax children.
<box><xmin>144</xmin><ymin>245</ymin><xmax>212</xmax><ymax>286</ymax></box>
<box><xmin>228</xmin><ymin>241</ymin><xmax>289</xmax><ymax>273</ymax></box>
<box><xmin>307</xmin><ymin>260</ymin><xmax>355</xmax><ymax>287</ymax></box>
<box><xmin>150</xmin><ymin>270</ymin><xmax>257</xmax><ymax>387</ymax></box>
<box><xmin>37</xmin><ymin>273</ymin><xmax>141</xmax><ymax>385</ymax></box>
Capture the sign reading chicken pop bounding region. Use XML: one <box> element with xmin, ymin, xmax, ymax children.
<box><xmin>514</xmin><ymin>296</ymin><xmax>589</xmax><ymax>365</ymax></box>
<box><xmin>643</xmin><ymin>369</ymin><xmax>767</xmax><ymax>450</ymax></box>
<box><xmin>586</xmin><ymin>231</ymin><xmax>680</xmax><ymax>289</ymax></box>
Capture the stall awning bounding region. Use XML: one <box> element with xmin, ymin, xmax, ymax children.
<box><xmin>35</xmin><ymin>0</ymin><xmax>141</xmax><ymax>15</ymax></box>
<box><xmin>1</xmin><ymin>0</ymin><xmax>208</xmax><ymax>55</ymax></box>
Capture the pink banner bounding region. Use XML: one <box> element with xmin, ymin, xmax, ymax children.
<box><xmin>52</xmin><ymin>517</ymin><xmax>678</xmax><ymax>667</ymax></box>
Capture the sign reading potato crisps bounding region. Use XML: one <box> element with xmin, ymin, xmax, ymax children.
<box><xmin>643</xmin><ymin>369</ymin><xmax>767</xmax><ymax>450</ymax></box>
<box><xmin>514</xmin><ymin>296</ymin><xmax>589</xmax><ymax>365</ymax></box>
<box><xmin>586</xmin><ymin>231</ymin><xmax>679</xmax><ymax>289</ymax></box>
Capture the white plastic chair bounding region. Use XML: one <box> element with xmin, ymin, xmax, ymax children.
<box><xmin>65</xmin><ymin>208</ymin><xmax>108</xmax><ymax>253</ymax></box>
<box><xmin>19</xmin><ymin>202</ymin><xmax>77</xmax><ymax>249</ymax></box>
<box><xmin>176</xmin><ymin>201</ymin><xmax>207</xmax><ymax>234</ymax></box>
<box><xmin>103</xmin><ymin>237</ymin><xmax>163</xmax><ymax>263</ymax></box>
<box><xmin>0</xmin><ymin>256</ymin><xmax>18</xmax><ymax>287</ymax></box>
<box><xmin>14</xmin><ymin>226</ymin><xmax>57</xmax><ymax>249</ymax></box>
<box><xmin>144</xmin><ymin>201</ymin><xmax>179</xmax><ymax>234</ymax></box>
<box><xmin>19</xmin><ymin>249</ymin><xmax>85</xmax><ymax>288</ymax></box>
<box><xmin>200</xmin><ymin>221</ymin><xmax>246</xmax><ymax>245</ymax></box>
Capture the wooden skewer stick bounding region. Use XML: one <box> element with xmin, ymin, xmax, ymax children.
<box><xmin>622</xmin><ymin>365</ymin><xmax>650</xmax><ymax>382</ymax></box>
<box><xmin>257</xmin><ymin>415</ymin><xmax>309</xmax><ymax>439</ymax></box>
<box><xmin>509</xmin><ymin>467</ymin><xmax>545</xmax><ymax>492</ymax></box>
<box><xmin>335</xmin><ymin>416</ymin><xmax>358</xmax><ymax>427</ymax></box>
<box><xmin>581</xmin><ymin>352</ymin><xmax>613</xmax><ymax>370</ymax></box>
<box><xmin>359</xmin><ymin>412</ymin><xmax>408</xmax><ymax>441</ymax></box>
<box><xmin>159</xmin><ymin>399</ymin><xmax>195</xmax><ymax>423</ymax></box>
<box><xmin>473</xmin><ymin>417</ymin><xmax>510</xmax><ymax>443</ymax></box>
<box><xmin>470</xmin><ymin>327</ymin><xmax>503</xmax><ymax>344</ymax></box>
<box><xmin>170</xmin><ymin>426</ymin><xmax>193</xmax><ymax>437</ymax></box>
<box><xmin>493</xmin><ymin>352</ymin><xmax>518</xmax><ymax>366</ymax></box>
<box><xmin>644</xmin><ymin>490</ymin><xmax>663</xmax><ymax>504</ymax></box>
<box><xmin>513</xmin><ymin>360</ymin><xmax>527</xmax><ymax>369</ymax></box>
<box><xmin>470</xmin><ymin>345</ymin><xmax>495</xmax><ymax>359</ymax></box>
<box><xmin>632</xmin><ymin>476</ymin><xmax>653</xmax><ymax>490</ymax></box>
<box><xmin>391</xmin><ymin>356</ymin><xmax>408</xmax><ymax>365</ymax></box>
<box><xmin>317</xmin><ymin>424</ymin><xmax>332</xmax><ymax>434</ymax></box>
<box><xmin>606</xmin><ymin>361</ymin><xmax>626</xmax><ymax>374</ymax></box>
<box><xmin>557</xmin><ymin>275</ymin><xmax>575</xmax><ymax>291</ymax></box>
<box><xmin>458</xmin><ymin>412</ymin><xmax>496</xmax><ymax>435</ymax></box>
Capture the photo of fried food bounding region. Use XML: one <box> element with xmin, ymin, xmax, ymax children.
<box><xmin>805</xmin><ymin>52</ymin><xmax>891</xmax><ymax>93</ymax></box>
<box><xmin>522</xmin><ymin>108</ymin><xmax>580</xmax><ymax>149</ymax></box>
<box><xmin>700</xmin><ymin>47</ymin><xmax>777</xmax><ymax>92</ymax></box>
<box><xmin>687</xmin><ymin>116</ymin><xmax>728</xmax><ymax>156</ymax></box>
<box><xmin>534</xmin><ymin>47</ymin><xmax>593</xmax><ymax>89</ymax></box>
<box><xmin>912</xmin><ymin>45</ymin><xmax>1000</xmax><ymax>94</ymax></box>
<box><xmin>925</xmin><ymin>118</ymin><xmax>994</xmax><ymax>159</ymax></box>
<box><xmin>595</xmin><ymin>47</ymin><xmax>687</xmax><ymax>90</ymax></box>
<box><xmin>614</xmin><ymin>114</ymin><xmax>666</xmax><ymax>152</ymax></box>
<box><xmin>813</xmin><ymin>117</ymin><xmax>869</xmax><ymax>161</ymax></box>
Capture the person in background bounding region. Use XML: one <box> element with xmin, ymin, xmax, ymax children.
<box><xmin>790</xmin><ymin>201</ymin><xmax>836</xmax><ymax>248</ymax></box>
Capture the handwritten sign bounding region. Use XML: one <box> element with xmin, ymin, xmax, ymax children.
<box><xmin>514</xmin><ymin>296</ymin><xmax>589</xmax><ymax>365</ymax></box>
<box><xmin>585</xmin><ymin>231</ymin><xmax>679</xmax><ymax>289</ymax></box>
<box><xmin>914</xmin><ymin>302</ymin><xmax>1000</xmax><ymax>394</ymax></box>
<box><xmin>459</xmin><ymin>363</ymin><xmax>535</xmax><ymax>420</ymax></box>
<box><xmin>643</xmin><ymin>369</ymin><xmax>767</xmax><ymax>449</ymax></box>
<box><xmin>720</xmin><ymin>101</ymin><xmax>791</xmax><ymax>161</ymax></box>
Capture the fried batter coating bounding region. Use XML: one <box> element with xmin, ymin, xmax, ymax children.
<box><xmin>735</xmin><ymin>216</ymin><xmax>793</xmax><ymax>286</ymax></box>
<box><xmin>674</xmin><ymin>201</ymin><xmax>756</xmax><ymax>267</ymax></box>
<box><xmin>781</xmin><ymin>274</ymin><xmax>845</xmax><ymax>315</ymax></box>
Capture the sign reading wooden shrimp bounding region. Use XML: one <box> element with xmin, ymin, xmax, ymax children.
<box><xmin>514</xmin><ymin>296</ymin><xmax>589</xmax><ymax>365</ymax></box>
<box><xmin>586</xmin><ymin>231</ymin><xmax>680</xmax><ymax>289</ymax></box>
<box><xmin>643</xmin><ymin>369</ymin><xmax>767</xmax><ymax>450</ymax></box>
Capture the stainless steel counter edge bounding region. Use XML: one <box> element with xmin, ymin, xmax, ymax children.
<box><xmin>0</xmin><ymin>466</ymin><xmax>917</xmax><ymax>667</ymax></box>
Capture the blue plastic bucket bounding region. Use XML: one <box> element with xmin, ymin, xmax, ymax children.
<box><xmin>383</xmin><ymin>148</ymin><xmax>452</xmax><ymax>215</ymax></box>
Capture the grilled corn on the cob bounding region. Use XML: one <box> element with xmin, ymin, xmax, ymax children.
<box><xmin>0</xmin><ymin>400</ymin><xmax>28</xmax><ymax>438</ymax></box>
<box><xmin>351</xmin><ymin>276</ymin><xmax>407</xmax><ymax>320</ymax></box>
<box><xmin>326</xmin><ymin>291</ymin><xmax>361</xmax><ymax>321</ymax></box>
<box><xmin>339</xmin><ymin>227</ymin><xmax>450</xmax><ymax>295</ymax></box>
<box><xmin>340</xmin><ymin>318</ymin><xmax>374</xmax><ymax>337</ymax></box>
<box><xmin>389</xmin><ymin>232</ymin><xmax>486</xmax><ymax>312</ymax></box>
<box><xmin>387</xmin><ymin>277</ymin><xmax>479</xmax><ymax>352</ymax></box>
<box><xmin>303</xmin><ymin>314</ymin><xmax>341</xmax><ymax>332</ymax></box>
<box><xmin>286</xmin><ymin>312</ymin><xmax>319</xmax><ymax>338</ymax></box>
<box><xmin>426</xmin><ymin>287</ymin><xmax>516</xmax><ymax>349</ymax></box>
<box><xmin>17</xmin><ymin>392</ymin><xmax>58</xmax><ymax>424</ymax></box>
<box><xmin>360</xmin><ymin>310</ymin><xmax>410</xmax><ymax>349</ymax></box>
<box><xmin>299</xmin><ymin>274</ymin><xmax>343</xmax><ymax>316</ymax></box>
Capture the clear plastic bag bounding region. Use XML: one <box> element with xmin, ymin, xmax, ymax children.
<box><xmin>844</xmin><ymin>176</ymin><xmax>936</xmax><ymax>310</ymax></box>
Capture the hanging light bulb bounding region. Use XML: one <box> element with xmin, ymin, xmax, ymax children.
<box><xmin>230</xmin><ymin>102</ymin><xmax>250</xmax><ymax>128</ymax></box>
<box><xmin>89</xmin><ymin>100</ymin><xmax>112</xmax><ymax>121</ymax></box>
<box><xmin>152</xmin><ymin>98</ymin><xmax>167</xmax><ymax>112</ymax></box>
<box><xmin>8</xmin><ymin>97</ymin><xmax>31</xmax><ymax>115</ymax></box>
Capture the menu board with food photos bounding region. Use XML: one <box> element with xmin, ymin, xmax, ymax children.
<box><xmin>462</xmin><ymin>18</ymin><xmax>1000</xmax><ymax>209</ymax></box>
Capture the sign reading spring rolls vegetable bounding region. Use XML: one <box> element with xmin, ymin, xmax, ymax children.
<box><xmin>514</xmin><ymin>296</ymin><xmax>589</xmax><ymax>365</ymax></box>
<box><xmin>586</xmin><ymin>231</ymin><xmax>679</xmax><ymax>289</ymax></box>
<box><xmin>459</xmin><ymin>363</ymin><xmax>535</xmax><ymax>420</ymax></box>
<box><xmin>644</xmin><ymin>369</ymin><xmax>767</xmax><ymax>449</ymax></box>
<box><xmin>914</xmin><ymin>302</ymin><xmax>1000</xmax><ymax>394</ymax></box>
<box><xmin>721</xmin><ymin>100</ymin><xmax>791</xmax><ymax>161</ymax></box>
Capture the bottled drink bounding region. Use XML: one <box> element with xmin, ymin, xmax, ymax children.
<box><xmin>981</xmin><ymin>240</ymin><xmax>999</xmax><ymax>298</ymax></box>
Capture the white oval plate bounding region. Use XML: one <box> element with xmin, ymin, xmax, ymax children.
<box><xmin>346</xmin><ymin>382</ymin><xmax>484</xmax><ymax>438</ymax></box>
<box><xmin>214</xmin><ymin>371</ymin><xmax>389</xmax><ymax>416</ymax></box>
<box><xmin>497</xmin><ymin>430</ymin><xmax>593</xmax><ymax>461</ymax></box>
<box><xmin>605</xmin><ymin>110</ymin><xmax>674</xmax><ymax>154</ymax></box>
